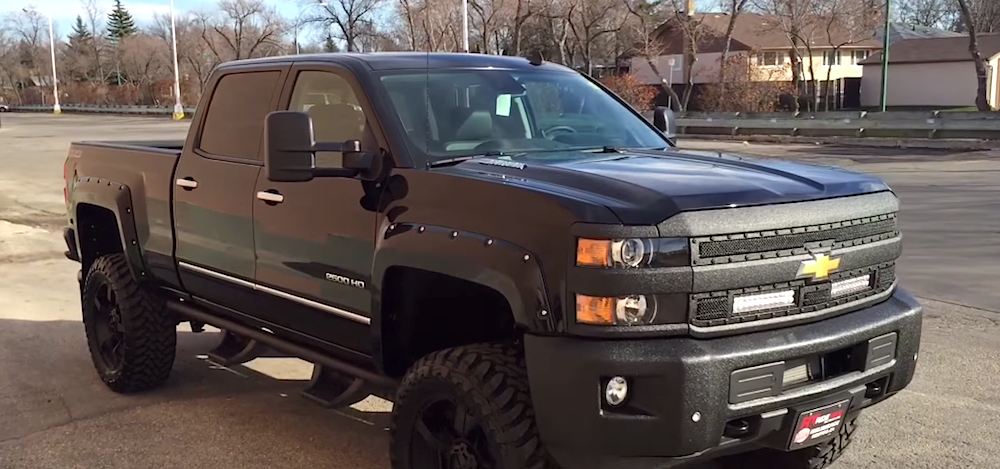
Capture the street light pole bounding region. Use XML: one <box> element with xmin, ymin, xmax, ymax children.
<box><xmin>461</xmin><ymin>0</ymin><xmax>469</xmax><ymax>53</ymax></box>
<box><xmin>169</xmin><ymin>0</ymin><xmax>184</xmax><ymax>120</ymax></box>
<box><xmin>879</xmin><ymin>0</ymin><xmax>891</xmax><ymax>112</ymax></box>
<box><xmin>24</xmin><ymin>7</ymin><xmax>60</xmax><ymax>114</ymax></box>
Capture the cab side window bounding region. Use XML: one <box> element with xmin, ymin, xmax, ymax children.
<box><xmin>289</xmin><ymin>71</ymin><xmax>369</xmax><ymax>168</ymax></box>
<box><xmin>198</xmin><ymin>71</ymin><xmax>281</xmax><ymax>161</ymax></box>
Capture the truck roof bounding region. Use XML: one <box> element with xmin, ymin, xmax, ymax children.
<box><xmin>217</xmin><ymin>52</ymin><xmax>574</xmax><ymax>72</ymax></box>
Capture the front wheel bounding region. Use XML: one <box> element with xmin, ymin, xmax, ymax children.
<box><xmin>718</xmin><ymin>415</ymin><xmax>859</xmax><ymax>469</ymax></box>
<box><xmin>389</xmin><ymin>343</ymin><xmax>552</xmax><ymax>469</ymax></box>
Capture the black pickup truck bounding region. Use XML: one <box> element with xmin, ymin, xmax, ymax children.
<box><xmin>63</xmin><ymin>53</ymin><xmax>921</xmax><ymax>469</ymax></box>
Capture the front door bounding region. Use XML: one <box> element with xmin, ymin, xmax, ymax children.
<box><xmin>251</xmin><ymin>66</ymin><xmax>385</xmax><ymax>357</ymax></box>
<box><xmin>174</xmin><ymin>67</ymin><xmax>285</xmax><ymax>313</ymax></box>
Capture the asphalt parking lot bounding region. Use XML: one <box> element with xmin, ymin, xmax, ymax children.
<box><xmin>0</xmin><ymin>113</ymin><xmax>998</xmax><ymax>469</ymax></box>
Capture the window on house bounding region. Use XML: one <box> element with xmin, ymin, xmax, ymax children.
<box><xmin>671</xmin><ymin>55</ymin><xmax>682</xmax><ymax>71</ymax></box>
<box><xmin>851</xmin><ymin>50</ymin><xmax>870</xmax><ymax>65</ymax></box>
<box><xmin>824</xmin><ymin>50</ymin><xmax>842</xmax><ymax>66</ymax></box>
<box><xmin>757</xmin><ymin>52</ymin><xmax>782</xmax><ymax>66</ymax></box>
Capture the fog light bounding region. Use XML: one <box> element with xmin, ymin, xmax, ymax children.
<box><xmin>605</xmin><ymin>376</ymin><xmax>629</xmax><ymax>406</ymax></box>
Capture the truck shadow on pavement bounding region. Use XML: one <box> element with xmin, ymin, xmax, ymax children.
<box><xmin>0</xmin><ymin>318</ymin><xmax>721</xmax><ymax>469</ymax></box>
<box><xmin>0</xmin><ymin>319</ymin><xmax>389</xmax><ymax>469</ymax></box>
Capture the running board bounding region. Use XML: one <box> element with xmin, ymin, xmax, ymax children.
<box><xmin>301</xmin><ymin>365</ymin><xmax>371</xmax><ymax>408</ymax></box>
<box><xmin>168</xmin><ymin>299</ymin><xmax>398</xmax><ymax>390</ymax></box>
<box><xmin>206</xmin><ymin>330</ymin><xmax>274</xmax><ymax>365</ymax></box>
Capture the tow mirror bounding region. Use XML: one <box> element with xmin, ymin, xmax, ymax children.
<box><xmin>653</xmin><ymin>106</ymin><xmax>678</xmax><ymax>145</ymax></box>
<box><xmin>263</xmin><ymin>110</ymin><xmax>376</xmax><ymax>182</ymax></box>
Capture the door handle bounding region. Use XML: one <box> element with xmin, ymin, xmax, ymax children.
<box><xmin>175</xmin><ymin>177</ymin><xmax>198</xmax><ymax>190</ymax></box>
<box><xmin>256</xmin><ymin>190</ymin><xmax>284</xmax><ymax>204</ymax></box>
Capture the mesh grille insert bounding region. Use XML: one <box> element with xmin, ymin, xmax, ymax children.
<box><xmin>693</xmin><ymin>214</ymin><xmax>898</xmax><ymax>265</ymax></box>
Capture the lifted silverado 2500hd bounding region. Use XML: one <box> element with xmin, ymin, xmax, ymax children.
<box><xmin>64</xmin><ymin>53</ymin><xmax>921</xmax><ymax>469</ymax></box>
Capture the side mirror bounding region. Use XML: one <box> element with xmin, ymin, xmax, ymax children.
<box><xmin>653</xmin><ymin>106</ymin><xmax>678</xmax><ymax>145</ymax></box>
<box><xmin>264</xmin><ymin>111</ymin><xmax>316</xmax><ymax>182</ymax></box>
<box><xmin>264</xmin><ymin>110</ymin><xmax>376</xmax><ymax>182</ymax></box>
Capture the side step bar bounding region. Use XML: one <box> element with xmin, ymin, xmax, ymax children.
<box><xmin>168</xmin><ymin>299</ymin><xmax>398</xmax><ymax>390</ymax></box>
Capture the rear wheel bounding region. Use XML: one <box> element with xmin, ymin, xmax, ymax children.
<box><xmin>82</xmin><ymin>254</ymin><xmax>176</xmax><ymax>393</ymax></box>
<box><xmin>389</xmin><ymin>343</ymin><xmax>552</xmax><ymax>469</ymax></box>
<box><xmin>718</xmin><ymin>415</ymin><xmax>859</xmax><ymax>469</ymax></box>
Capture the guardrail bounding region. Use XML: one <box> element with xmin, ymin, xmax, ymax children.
<box><xmin>666</xmin><ymin>111</ymin><xmax>1000</xmax><ymax>141</ymax></box>
<box><xmin>9</xmin><ymin>104</ymin><xmax>197</xmax><ymax>116</ymax></box>
<box><xmin>10</xmin><ymin>105</ymin><xmax>1000</xmax><ymax>142</ymax></box>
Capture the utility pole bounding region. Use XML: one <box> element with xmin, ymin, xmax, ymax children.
<box><xmin>169</xmin><ymin>0</ymin><xmax>184</xmax><ymax>120</ymax></box>
<box><xmin>879</xmin><ymin>0</ymin><xmax>891</xmax><ymax>112</ymax></box>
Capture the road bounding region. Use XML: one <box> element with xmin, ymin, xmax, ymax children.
<box><xmin>0</xmin><ymin>113</ymin><xmax>997</xmax><ymax>469</ymax></box>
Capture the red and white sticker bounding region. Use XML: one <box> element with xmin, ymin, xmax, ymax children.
<box><xmin>789</xmin><ymin>400</ymin><xmax>849</xmax><ymax>450</ymax></box>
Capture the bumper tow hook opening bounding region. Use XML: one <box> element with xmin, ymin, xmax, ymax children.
<box><xmin>865</xmin><ymin>378</ymin><xmax>888</xmax><ymax>399</ymax></box>
<box><xmin>724</xmin><ymin>419</ymin><xmax>752</xmax><ymax>438</ymax></box>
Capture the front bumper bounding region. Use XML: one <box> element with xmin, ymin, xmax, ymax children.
<box><xmin>525</xmin><ymin>289</ymin><xmax>921</xmax><ymax>469</ymax></box>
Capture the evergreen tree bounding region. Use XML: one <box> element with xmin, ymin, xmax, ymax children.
<box><xmin>69</xmin><ymin>16</ymin><xmax>93</xmax><ymax>45</ymax></box>
<box><xmin>106</xmin><ymin>0</ymin><xmax>138</xmax><ymax>41</ymax></box>
<box><xmin>324</xmin><ymin>36</ymin><xmax>340</xmax><ymax>53</ymax></box>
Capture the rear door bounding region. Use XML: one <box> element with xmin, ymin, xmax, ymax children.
<box><xmin>174</xmin><ymin>64</ymin><xmax>288</xmax><ymax>312</ymax></box>
<box><xmin>250</xmin><ymin>64</ymin><xmax>388</xmax><ymax>356</ymax></box>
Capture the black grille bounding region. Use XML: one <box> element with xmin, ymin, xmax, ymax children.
<box><xmin>692</xmin><ymin>214</ymin><xmax>898</xmax><ymax>265</ymax></box>
<box><xmin>691</xmin><ymin>262</ymin><xmax>896</xmax><ymax>328</ymax></box>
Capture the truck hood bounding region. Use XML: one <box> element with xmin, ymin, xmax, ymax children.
<box><xmin>446</xmin><ymin>148</ymin><xmax>890</xmax><ymax>225</ymax></box>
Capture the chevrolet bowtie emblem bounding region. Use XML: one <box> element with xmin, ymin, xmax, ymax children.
<box><xmin>797</xmin><ymin>253</ymin><xmax>841</xmax><ymax>280</ymax></box>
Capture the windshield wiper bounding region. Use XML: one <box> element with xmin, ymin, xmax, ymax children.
<box><xmin>427</xmin><ymin>151</ymin><xmax>508</xmax><ymax>169</ymax></box>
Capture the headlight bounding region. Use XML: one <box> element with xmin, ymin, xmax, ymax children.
<box><xmin>576</xmin><ymin>237</ymin><xmax>688</xmax><ymax>268</ymax></box>
<box><xmin>576</xmin><ymin>294</ymin><xmax>655</xmax><ymax>326</ymax></box>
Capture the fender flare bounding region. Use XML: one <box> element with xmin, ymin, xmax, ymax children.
<box><xmin>70</xmin><ymin>176</ymin><xmax>147</xmax><ymax>281</ymax></box>
<box><xmin>371</xmin><ymin>223</ymin><xmax>553</xmax><ymax>333</ymax></box>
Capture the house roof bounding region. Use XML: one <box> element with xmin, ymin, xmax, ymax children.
<box><xmin>656</xmin><ymin>13</ymin><xmax>883</xmax><ymax>53</ymax></box>
<box><xmin>880</xmin><ymin>23</ymin><xmax>963</xmax><ymax>44</ymax></box>
<box><xmin>859</xmin><ymin>33</ymin><xmax>1000</xmax><ymax>65</ymax></box>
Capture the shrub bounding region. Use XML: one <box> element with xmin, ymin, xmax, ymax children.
<box><xmin>600</xmin><ymin>73</ymin><xmax>656</xmax><ymax>111</ymax></box>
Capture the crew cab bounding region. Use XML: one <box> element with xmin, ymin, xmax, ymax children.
<box><xmin>63</xmin><ymin>53</ymin><xmax>921</xmax><ymax>469</ymax></box>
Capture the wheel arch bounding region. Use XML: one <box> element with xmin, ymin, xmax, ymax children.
<box><xmin>71</xmin><ymin>176</ymin><xmax>147</xmax><ymax>280</ymax></box>
<box><xmin>371</xmin><ymin>224</ymin><xmax>554</xmax><ymax>376</ymax></box>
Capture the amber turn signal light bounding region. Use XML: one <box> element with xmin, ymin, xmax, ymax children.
<box><xmin>576</xmin><ymin>239</ymin><xmax>611</xmax><ymax>267</ymax></box>
<box><xmin>576</xmin><ymin>294</ymin><xmax>615</xmax><ymax>325</ymax></box>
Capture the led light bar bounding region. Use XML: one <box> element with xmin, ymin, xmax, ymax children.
<box><xmin>733</xmin><ymin>289</ymin><xmax>796</xmax><ymax>314</ymax></box>
<box><xmin>831</xmin><ymin>274</ymin><xmax>872</xmax><ymax>297</ymax></box>
<box><xmin>783</xmin><ymin>363</ymin><xmax>811</xmax><ymax>387</ymax></box>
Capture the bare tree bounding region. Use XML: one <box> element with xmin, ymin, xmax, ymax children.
<box><xmin>818</xmin><ymin>0</ymin><xmax>879</xmax><ymax>110</ymax></box>
<box><xmin>956</xmin><ymin>0</ymin><xmax>991</xmax><ymax>110</ymax></box>
<box><xmin>83</xmin><ymin>0</ymin><xmax>107</xmax><ymax>82</ymax></box>
<box><xmin>566</xmin><ymin>0</ymin><xmax>627</xmax><ymax>75</ymax></box>
<box><xmin>951</xmin><ymin>0</ymin><xmax>1000</xmax><ymax>34</ymax></box>
<box><xmin>200</xmin><ymin>0</ymin><xmax>287</xmax><ymax>63</ymax></box>
<box><xmin>313</xmin><ymin>0</ymin><xmax>384</xmax><ymax>52</ymax></box>
<box><xmin>624</xmin><ymin>0</ymin><xmax>684</xmax><ymax>110</ymax></box>
<box><xmin>718</xmin><ymin>0</ymin><xmax>752</xmax><ymax>87</ymax></box>
<box><xmin>118</xmin><ymin>33</ymin><xmax>169</xmax><ymax>104</ymax></box>
<box><xmin>897</xmin><ymin>0</ymin><xmax>958</xmax><ymax>28</ymax></box>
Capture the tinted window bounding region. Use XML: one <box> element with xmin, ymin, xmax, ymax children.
<box><xmin>289</xmin><ymin>71</ymin><xmax>368</xmax><ymax>168</ymax></box>
<box><xmin>198</xmin><ymin>71</ymin><xmax>281</xmax><ymax>160</ymax></box>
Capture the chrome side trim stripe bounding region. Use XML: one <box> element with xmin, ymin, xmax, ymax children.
<box><xmin>180</xmin><ymin>261</ymin><xmax>255</xmax><ymax>289</ymax></box>
<box><xmin>178</xmin><ymin>261</ymin><xmax>371</xmax><ymax>326</ymax></box>
<box><xmin>254</xmin><ymin>283</ymin><xmax>371</xmax><ymax>325</ymax></box>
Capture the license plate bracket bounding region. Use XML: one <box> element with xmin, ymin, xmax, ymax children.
<box><xmin>788</xmin><ymin>399</ymin><xmax>850</xmax><ymax>450</ymax></box>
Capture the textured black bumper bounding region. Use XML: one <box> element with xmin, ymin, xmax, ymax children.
<box><xmin>524</xmin><ymin>289</ymin><xmax>922</xmax><ymax>469</ymax></box>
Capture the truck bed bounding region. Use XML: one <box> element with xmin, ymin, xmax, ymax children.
<box><xmin>65</xmin><ymin>140</ymin><xmax>183</xmax><ymax>288</ymax></box>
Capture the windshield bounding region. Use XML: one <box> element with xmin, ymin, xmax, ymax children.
<box><xmin>377</xmin><ymin>69</ymin><xmax>670</xmax><ymax>165</ymax></box>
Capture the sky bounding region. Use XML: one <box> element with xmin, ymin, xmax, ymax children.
<box><xmin>1</xmin><ymin>0</ymin><xmax>304</xmax><ymax>38</ymax></box>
